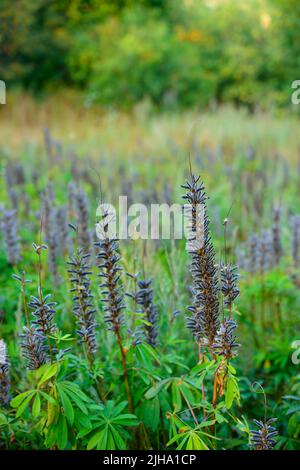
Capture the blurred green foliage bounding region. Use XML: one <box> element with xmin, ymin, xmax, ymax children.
<box><xmin>0</xmin><ymin>0</ymin><xmax>299</xmax><ymax>109</ymax></box>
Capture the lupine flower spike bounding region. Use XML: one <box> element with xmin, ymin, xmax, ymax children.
<box><xmin>95</xmin><ymin>208</ymin><xmax>133</xmax><ymax>412</ymax></box>
<box><xmin>182</xmin><ymin>174</ymin><xmax>220</xmax><ymax>350</ymax></box>
<box><xmin>0</xmin><ymin>339</ymin><xmax>10</xmax><ymax>406</ymax></box>
<box><xmin>1</xmin><ymin>209</ymin><xmax>21</xmax><ymax>265</ymax></box>
<box><xmin>20</xmin><ymin>326</ymin><xmax>48</xmax><ymax>370</ymax></box>
<box><xmin>68</xmin><ymin>248</ymin><xmax>97</xmax><ymax>358</ymax></box>
<box><xmin>95</xmin><ymin>210</ymin><xmax>125</xmax><ymax>334</ymax></box>
<box><xmin>250</xmin><ymin>418</ymin><xmax>278</xmax><ymax>450</ymax></box>
<box><xmin>136</xmin><ymin>278</ymin><xmax>159</xmax><ymax>348</ymax></box>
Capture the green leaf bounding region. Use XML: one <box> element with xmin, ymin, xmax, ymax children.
<box><xmin>225</xmin><ymin>375</ymin><xmax>239</xmax><ymax>410</ymax></box>
<box><xmin>172</xmin><ymin>381</ymin><xmax>182</xmax><ymax>411</ymax></box>
<box><xmin>38</xmin><ymin>363</ymin><xmax>59</xmax><ymax>388</ymax></box>
<box><xmin>167</xmin><ymin>432</ymin><xmax>187</xmax><ymax>447</ymax></box>
<box><xmin>16</xmin><ymin>392</ymin><xmax>36</xmax><ymax>418</ymax></box>
<box><xmin>56</xmin><ymin>415</ymin><xmax>68</xmax><ymax>450</ymax></box>
<box><xmin>60</xmin><ymin>382</ymin><xmax>90</xmax><ymax>402</ymax></box>
<box><xmin>111</xmin><ymin>413</ymin><xmax>139</xmax><ymax>426</ymax></box>
<box><xmin>106</xmin><ymin>429</ymin><xmax>116</xmax><ymax>450</ymax></box>
<box><xmin>11</xmin><ymin>390</ymin><xmax>34</xmax><ymax>408</ymax></box>
<box><xmin>225</xmin><ymin>376</ymin><xmax>235</xmax><ymax>410</ymax></box>
<box><xmin>110</xmin><ymin>427</ymin><xmax>125</xmax><ymax>449</ymax></box>
<box><xmin>63</xmin><ymin>388</ymin><xmax>88</xmax><ymax>414</ymax></box>
<box><xmin>88</xmin><ymin>428</ymin><xmax>107</xmax><ymax>450</ymax></box>
<box><xmin>39</xmin><ymin>391</ymin><xmax>57</xmax><ymax>405</ymax></box>
<box><xmin>145</xmin><ymin>378</ymin><xmax>172</xmax><ymax>399</ymax></box>
<box><xmin>57</xmin><ymin>386</ymin><xmax>74</xmax><ymax>425</ymax></box>
<box><xmin>75</xmin><ymin>411</ymin><xmax>92</xmax><ymax>430</ymax></box>
<box><xmin>141</xmin><ymin>343</ymin><xmax>160</xmax><ymax>364</ymax></box>
<box><xmin>110</xmin><ymin>401</ymin><xmax>128</xmax><ymax>418</ymax></box>
<box><xmin>189</xmin><ymin>432</ymin><xmax>209</xmax><ymax>450</ymax></box>
<box><xmin>142</xmin><ymin>396</ymin><xmax>160</xmax><ymax>431</ymax></box>
<box><xmin>32</xmin><ymin>393</ymin><xmax>41</xmax><ymax>418</ymax></box>
<box><xmin>0</xmin><ymin>413</ymin><xmax>8</xmax><ymax>426</ymax></box>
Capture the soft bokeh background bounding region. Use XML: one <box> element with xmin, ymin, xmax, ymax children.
<box><xmin>1</xmin><ymin>0</ymin><xmax>299</xmax><ymax>153</ymax></box>
<box><xmin>0</xmin><ymin>0</ymin><xmax>299</xmax><ymax>107</ymax></box>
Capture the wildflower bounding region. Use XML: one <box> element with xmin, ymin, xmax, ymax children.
<box><xmin>0</xmin><ymin>339</ymin><xmax>10</xmax><ymax>406</ymax></box>
<box><xmin>20</xmin><ymin>326</ymin><xmax>48</xmax><ymax>370</ymax></box>
<box><xmin>220</xmin><ymin>263</ymin><xmax>239</xmax><ymax>310</ymax></box>
<box><xmin>95</xmin><ymin>211</ymin><xmax>125</xmax><ymax>333</ymax></box>
<box><xmin>291</xmin><ymin>215</ymin><xmax>300</xmax><ymax>269</ymax></box>
<box><xmin>182</xmin><ymin>174</ymin><xmax>220</xmax><ymax>348</ymax></box>
<box><xmin>76</xmin><ymin>188</ymin><xmax>91</xmax><ymax>254</ymax></box>
<box><xmin>213</xmin><ymin>319</ymin><xmax>240</xmax><ymax>359</ymax></box>
<box><xmin>29</xmin><ymin>289</ymin><xmax>57</xmax><ymax>337</ymax></box>
<box><xmin>250</xmin><ymin>418</ymin><xmax>278</xmax><ymax>450</ymax></box>
<box><xmin>272</xmin><ymin>207</ymin><xmax>283</xmax><ymax>265</ymax></box>
<box><xmin>136</xmin><ymin>278</ymin><xmax>159</xmax><ymax>348</ymax></box>
<box><xmin>67</xmin><ymin>249</ymin><xmax>97</xmax><ymax>357</ymax></box>
<box><xmin>1</xmin><ymin>209</ymin><xmax>21</xmax><ymax>265</ymax></box>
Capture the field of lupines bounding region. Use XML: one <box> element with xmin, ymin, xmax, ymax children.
<box><xmin>0</xmin><ymin>107</ymin><xmax>300</xmax><ymax>450</ymax></box>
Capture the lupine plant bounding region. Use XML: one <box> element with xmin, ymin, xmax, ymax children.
<box><xmin>2</xmin><ymin>145</ymin><xmax>298</xmax><ymax>451</ymax></box>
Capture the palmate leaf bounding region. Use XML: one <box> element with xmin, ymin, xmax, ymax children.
<box><xmin>186</xmin><ymin>432</ymin><xmax>209</xmax><ymax>450</ymax></box>
<box><xmin>167</xmin><ymin>429</ymin><xmax>211</xmax><ymax>450</ymax></box>
<box><xmin>110</xmin><ymin>414</ymin><xmax>139</xmax><ymax>426</ymax></box>
<box><xmin>87</xmin><ymin>426</ymin><xmax>127</xmax><ymax>450</ymax></box>
<box><xmin>39</xmin><ymin>391</ymin><xmax>57</xmax><ymax>405</ymax></box>
<box><xmin>37</xmin><ymin>363</ymin><xmax>59</xmax><ymax>388</ymax></box>
<box><xmin>108</xmin><ymin>400</ymin><xmax>127</xmax><ymax>418</ymax></box>
<box><xmin>87</xmin><ymin>429</ymin><xmax>106</xmax><ymax>450</ymax></box>
<box><xmin>171</xmin><ymin>380</ymin><xmax>182</xmax><ymax>411</ymax></box>
<box><xmin>11</xmin><ymin>390</ymin><xmax>37</xmax><ymax>418</ymax></box>
<box><xmin>142</xmin><ymin>396</ymin><xmax>160</xmax><ymax>432</ymax></box>
<box><xmin>83</xmin><ymin>401</ymin><xmax>138</xmax><ymax>450</ymax></box>
<box><xmin>57</xmin><ymin>384</ymin><xmax>74</xmax><ymax>426</ymax></box>
<box><xmin>56</xmin><ymin>381</ymin><xmax>91</xmax><ymax>419</ymax></box>
<box><xmin>11</xmin><ymin>390</ymin><xmax>35</xmax><ymax>408</ymax></box>
<box><xmin>145</xmin><ymin>378</ymin><xmax>172</xmax><ymax>399</ymax></box>
<box><xmin>32</xmin><ymin>393</ymin><xmax>41</xmax><ymax>418</ymax></box>
<box><xmin>56</xmin><ymin>415</ymin><xmax>68</xmax><ymax>450</ymax></box>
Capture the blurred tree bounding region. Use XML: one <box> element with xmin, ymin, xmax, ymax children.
<box><xmin>0</xmin><ymin>0</ymin><xmax>298</xmax><ymax>109</ymax></box>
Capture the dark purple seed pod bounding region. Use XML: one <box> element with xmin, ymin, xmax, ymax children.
<box><xmin>20</xmin><ymin>326</ymin><xmax>48</xmax><ymax>370</ymax></box>
<box><xmin>220</xmin><ymin>263</ymin><xmax>240</xmax><ymax>310</ymax></box>
<box><xmin>29</xmin><ymin>289</ymin><xmax>57</xmax><ymax>339</ymax></box>
<box><xmin>136</xmin><ymin>278</ymin><xmax>158</xmax><ymax>348</ymax></box>
<box><xmin>250</xmin><ymin>418</ymin><xmax>278</xmax><ymax>450</ymax></box>
<box><xmin>95</xmin><ymin>211</ymin><xmax>125</xmax><ymax>334</ymax></box>
<box><xmin>212</xmin><ymin>319</ymin><xmax>240</xmax><ymax>359</ymax></box>
<box><xmin>182</xmin><ymin>174</ymin><xmax>220</xmax><ymax>348</ymax></box>
<box><xmin>0</xmin><ymin>339</ymin><xmax>10</xmax><ymax>406</ymax></box>
<box><xmin>67</xmin><ymin>248</ymin><xmax>97</xmax><ymax>357</ymax></box>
